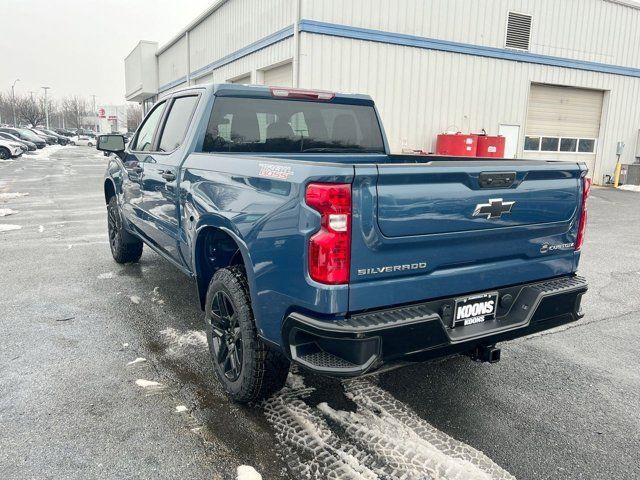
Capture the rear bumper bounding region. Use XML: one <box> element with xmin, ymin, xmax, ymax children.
<box><xmin>282</xmin><ymin>275</ymin><xmax>587</xmax><ymax>376</ymax></box>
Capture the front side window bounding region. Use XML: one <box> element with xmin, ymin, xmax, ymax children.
<box><xmin>202</xmin><ymin>97</ymin><xmax>385</xmax><ymax>153</ymax></box>
<box><xmin>131</xmin><ymin>101</ymin><xmax>166</xmax><ymax>152</ymax></box>
<box><xmin>158</xmin><ymin>96</ymin><xmax>199</xmax><ymax>152</ymax></box>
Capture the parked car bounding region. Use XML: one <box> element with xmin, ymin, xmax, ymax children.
<box><xmin>54</xmin><ymin>128</ymin><xmax>75</xmax><ymax>137</ymax></box>
<box><xmin>0</xmin><ymin>132</ymin><xmax>36</xmax><ymax>151</ymax></box>
<box><xmin>0</xmin><ymin>127</ymin><xmax>47</xmax><ymax>149</ymax></box>
<box><xmin>72</xmin><ymin>135</ymin><xmax>95</xmax><ymax>147</ymax></box>
<box><xmin>29</xmin><ymin>128</ymin><xmax>57</xmax><ymax>145</ymax></box>
<box><xmin>38</xmin><ymin>128</ymin><xmax>70</xmax><ymax>145</ymax></box>
<box><xmin>100</xmin><ymin>84</ymin><xmax>589</xmax><ymax>403</ymax></box>
<box><xmin>0</xmin><ymin>138</ymin><xmax>24</xmax><ymax>159</ymax></box>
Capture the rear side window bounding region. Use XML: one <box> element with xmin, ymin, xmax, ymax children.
<box><xmin>202</xmin><ymin>97</ymin><xmax>385</xmax><ymax>153</ymax></box>
<box><xmin>158</xmin><ymin>95</ymin><xmax>199</xmax><ymax>152</ymax></box>
<box><xmin>131</xmin><ymin>101</ymin><xmax>166</xmax><ymax>152</ymax></box>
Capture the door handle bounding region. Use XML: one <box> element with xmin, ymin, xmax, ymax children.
<box><xmin>161</xmin><ymin>170</ymin><xmax>176</xmax><ymax>182</ymax></box>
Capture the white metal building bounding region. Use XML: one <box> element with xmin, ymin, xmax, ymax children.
<box><xmin>124</xmin><ymin>0</ymin><xmax>640</xmax><ymax>184</ymax></box>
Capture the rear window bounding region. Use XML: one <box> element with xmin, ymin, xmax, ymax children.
<box><xmin>201</xmin><ymin>97</ymin><xmax>385</xmax><ymax>153</ymax></box>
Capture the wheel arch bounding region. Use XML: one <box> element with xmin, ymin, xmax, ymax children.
<box><xmin>193</xmin><ymin>225</ymin><xmax>255</xmax><ymax>312</ymax></box>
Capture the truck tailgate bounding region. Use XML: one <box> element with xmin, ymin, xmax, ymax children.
<box><xmin>349</xmin><ymin>160</ymin><xmax>586</xmax><ymax>312</ymax></box>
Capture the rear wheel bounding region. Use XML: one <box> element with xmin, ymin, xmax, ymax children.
<box><xmin>107</xmin><ymin>196</ymin><xmax>143</xmax><ymax>263</ymax></box>
<box><xmin>205</xmin><ymin>265</ymin><xmax>289</xmax><ymax>403</ymax></box>
<box><xmin>0</xmin><ymin>147</ymin><xmax>10</xmax><ymax>160</ymax></box>
<box><xmin>88</xmin><ymin>142</ymin><xmax>94</xmax><ymax>147</ymax></box>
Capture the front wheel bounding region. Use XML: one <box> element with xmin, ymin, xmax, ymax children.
<box><xmin>205</xmin><ymin>265</ymin><xmax>289</xmax><ymax>403</ymax></box>
<box><xmin>88</xmin><ymin>142</ymin><xmax>94</xmax><ymax>147</ymax></box>
<box><xmin>107</xmin><ymin>196</ymin><xmax>143</xmax><ymax>263</ymax></box>
<box><xmin>0</xmin><ymin>147</ymin><xmax>10</xmax><ymax>160</ymax></box>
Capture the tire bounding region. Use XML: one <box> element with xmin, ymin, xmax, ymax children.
<box><xmin>88</xmin><ymin>142</ymin><xmax>93</xmax><ymax>147</ymax></box>
<box><xmin>205</xmin><ymin>265</ymin><xmax>289</xmax><ymax>403</ymax></box>
<box><xmin>107</xmin><ymin>196</ymin><xmax>143</xmax><ymax>263</ymax></box>
<box><xmin>0</xmin><ymin>147</ymin><xmax>10</xmax><ymax>160</ymax></box>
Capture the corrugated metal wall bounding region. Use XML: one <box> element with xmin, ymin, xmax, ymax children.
<box><xmin>297</xmin><ymin>31</ymin><xmax>640</xmax><ymax>181</ymax></box>
<box><xmin>301</xmin><ymin>0</ymin><xmax>640</xmax><ymax>66</ymax></box>
<box><xmin>158</xmin><ymin>35</ymin><xmax>187</xmax><ymax>88</ymax></box>
<box><xmin>189</xmin><ymin>0</ymin><xmax>294</xmax><ymax>75</ymax></box>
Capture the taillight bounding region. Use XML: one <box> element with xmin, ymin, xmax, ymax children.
<box><xmin>305</xmin><ymin>183</ymin><xmax>352</xmax><ymax>284</ymax></box>
<box><xmin>575</xmin><ymin>176</ymin><xmax>591</xmax><ymax>251</ymax></box>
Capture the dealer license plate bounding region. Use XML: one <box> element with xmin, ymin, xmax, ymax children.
<box><xmin>452</xmin><ymin>292</ymin><xmax>498</xmax><ymax>328</ymax></box>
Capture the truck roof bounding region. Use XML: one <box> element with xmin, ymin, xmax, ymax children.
<box><xmin>163</xmin><ymin>82</ymin><xmax>376</xmax><ymax>105</ymax></box>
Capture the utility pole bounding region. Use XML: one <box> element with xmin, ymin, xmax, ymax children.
<box><xmin>11</xmin><ymin>79</ymin><xmax>19</xmax><ymax>127</ymax></box>
<box><xmin>91</xmin><ymin>95</ymin><xmax>97</xmax><ymax>133</ymax></box>
<box><xmin>42</xmin><ymin>86</ymin><xmax>50</xmax><ymax>129</ymax></box>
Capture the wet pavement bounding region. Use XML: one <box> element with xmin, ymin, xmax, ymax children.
<box><xmin>0</xmin><ymin>146</ymin><xmax>638</xmax><ymax>479</ymax></box>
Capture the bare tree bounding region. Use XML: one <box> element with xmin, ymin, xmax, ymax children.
<box><xmin>127</xmin><ymin>103</ymin><xmax>143</xmax><ymax>132</ymax></box>
<box><xmin>16</xmin><ymin>94</ymin><xmax>46</xmax><ymax>127</ymax></box>
<box><xmin>61</xmin><ymin>96</ymin><xmax>88</xmax><ymax>129</ymax></box>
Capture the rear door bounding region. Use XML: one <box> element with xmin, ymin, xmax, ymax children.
<box><xmin>349</xmin><ymin>160</ymin><xmax>585</xmax><ymax>312</ymax></box>
<box><xmin>137</xmin><ymin>94</ymin><xmax>200</xmax><ymax>263</ymax></box>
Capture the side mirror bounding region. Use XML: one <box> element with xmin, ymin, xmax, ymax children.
<box><xmin>97</xmin><ymin>134</ymin><xmax>125</xmax><ymax>153</ymax></box>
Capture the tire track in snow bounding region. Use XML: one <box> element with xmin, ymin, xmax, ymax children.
<box><xmin>264</xmin><ymin>375</ymin><xmax>515</xmax><ymax>480</ymax></box>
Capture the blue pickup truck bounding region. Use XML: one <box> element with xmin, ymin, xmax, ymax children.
<box><xmin>99</xmin><ymin>83</ymin><xmax>589</xmax><ymax>402</ymax></box>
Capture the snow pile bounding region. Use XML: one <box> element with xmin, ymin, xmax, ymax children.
<box><xmin>0</xmin><ymin>224</ymin><xmax>21</xmax><ymax>232</ymax></box>
<box><xmin>0</xmin><ymin>192</ymin><xmax>29</xmax><ymax>200</ymax></box>
<box><xmin>619</xmin><ymin>184</ymin><xmax>640</xmax><ymax>192</ymax></box>
<box><xmin>0</xmin><ymin>208</ymin><xmax>18</xmax><ymax>216</ymax></box>
<box><xmin>127</xmin><ymin>357</ymin><xmax>147</xmax><ymax>366</ymax></box>
<box><xmin>264</xmin><ymin>375</ymin><xmax>516</xmax><ymax>480</ymax></box>
<box><xmin>159</xmin><ymin>327</ymin><xmax>208</xmax><ymax>355</ymax></box>
<box><xmin>237</xmin><ymin>465</ymin><xmax>263</xmax><ymax>480</ymax></box>
<box><xmin>135</xmin><ymin>379</ymin><xmax>166</xmax><ymax>396</ymax></box>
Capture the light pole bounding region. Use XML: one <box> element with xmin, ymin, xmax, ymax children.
<box><xmin>11</xmin><ymin>79</ymin><xmax>19</xmax><ymax>127</ymax></box>
<box><xmin>91</xmin><ymin>94</ymin><xmax>97</xmax><ymax>133</ymax></box>
<box><xmin>42</xmin><ymin>86</ymin><xmax>50</xmax><ymax>129</ymax></box>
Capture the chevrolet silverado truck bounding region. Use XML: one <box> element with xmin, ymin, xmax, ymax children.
<box><xmin>99</xmin><ymin>83</ymin><xmax>589</xmax><ymax>402</ymax></box>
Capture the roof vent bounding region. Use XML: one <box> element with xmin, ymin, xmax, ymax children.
<box><xmin>505</xmin><ymin>12</ymin><xmax>532</xmax><ymax>50</ymax></box>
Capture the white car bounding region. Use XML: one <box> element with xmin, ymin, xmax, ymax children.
<box><xmin>0</xmin><ymin>139</ymin><xmax>24</xmax><ymax>159</ymax></box>
<box><xmin>70</xmin><ymin>135</ymin><xmax>95</xmax><ymax>147</ymax></box>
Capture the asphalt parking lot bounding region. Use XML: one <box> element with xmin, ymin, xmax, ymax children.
<box><xmin>1</xmin><ymin>146</ymin><xmax>639</xmax><ymax>480</ymax></box>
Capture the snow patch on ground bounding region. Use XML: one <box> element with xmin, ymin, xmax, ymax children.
<box><xmin>0</xmin><ymin>192</ymin><xmax>29</xmax><ymax>200</ymax></box>
<box><xmin>237</xmin><ymin>465</ymin><xmax>263</xmax><ymax>480</ymax></box>
<box><xmin>151</xmin><ymin>286</ymin><xmax>165</xmax><ymax>305</ymax></box>
<box><xmin>619</xmin><ymin>184</ymin><xmax>640</xmax><ymax>192</ymax></box>
<box><xmin>130</xmin><ymin>295</ymin><xmax>141</xmax><ymax>304</ymax></box>
<box><xmin>127</xmin><ymin>357</ymin><xmax>147</xmax><ymax>366</ymax></box>
<box><xmin>38</xmin><ymin>225</ymin><xmax>44</xmax><ymax>233</ymax></box>
<box><xmin>264</xmin><ymin>376</ymin><xmax>516</xmax><ymax>480</ymax></box>
<box><xmin>0</xmin><ymin>208</ymin><xmax>18</xmax><ymax>216</ymax></box>
<box><xmin>98</xmin><ymin>272</ymin><xmax>115</xmax><ymax>279</ymax></box>
<box><xmin>175</xmin><ymin>405</ymin><xmax>189</xmax><ymax>413</ymax></box>
<box><xmin>0</xmin><ymin>224</ymin><xmax>21</xmax><ymax>232</ymax></box>
<box><xmin>135</xmin><ymin>379</ymin><xmax>166</xmax><ymax>395</ymax></box>
<box><xmin>159</xmin><ymin>327</ymin><xmax>208</xmax><ymax>355</ymax></box>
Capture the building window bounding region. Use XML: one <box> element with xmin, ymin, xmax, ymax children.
<box><xmin>524</xmin><ymin>136</ymin><xmax>540</xmax><ymax>151</ymax></box>
<box><xmin>578</xmin><ymin>139</ymin><xmax>596</xmax><ymax>153</ymax></box>
<box><xmin>524</xmin><ymin>136</ymin><xmax>596</xmax><ymax>153</ymax></box>
<box><xmin>540</xmin><ymin>137</ymin><xmax>559</xmax><ymax>152</ymax></box>
<box><xmin>560</xmin><ymin>138</ymin><xmax>578</xmax><ymax>152</ymax></box>
<box><xmin>505</xmin><ymin>12</ymin><xmax>532</xmax><ymax>50</ymax></box>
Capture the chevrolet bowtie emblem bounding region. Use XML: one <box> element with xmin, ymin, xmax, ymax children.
<box><xmin>473</xmin><ymin>198</ymin><xmax>515</xmax><ymax>219</ymax></box>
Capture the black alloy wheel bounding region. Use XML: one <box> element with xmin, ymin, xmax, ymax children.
<box><xmin>209</xmin><ymin>290</ymin><xmax>243</xmax><ymax>381</ymax></box>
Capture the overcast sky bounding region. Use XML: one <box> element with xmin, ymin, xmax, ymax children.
<box><xmin>1</xmin><ymin>0</ymin><xmax>214</xmax><ymax>106</ymax></box>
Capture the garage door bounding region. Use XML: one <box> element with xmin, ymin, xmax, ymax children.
<box><xmin>229</xmin><ymin>74</ymin><xmax>251</xmax><ymax>84</ymax></box>
<box><xmin>262</xmin><ymin>62</ymin><xmax>292</xmax><ymax>87</ymax></box>
<box><xmin>523</xmin><ymin>83</ymin><xmax>603</xmax><ymax>176</ymax></box>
